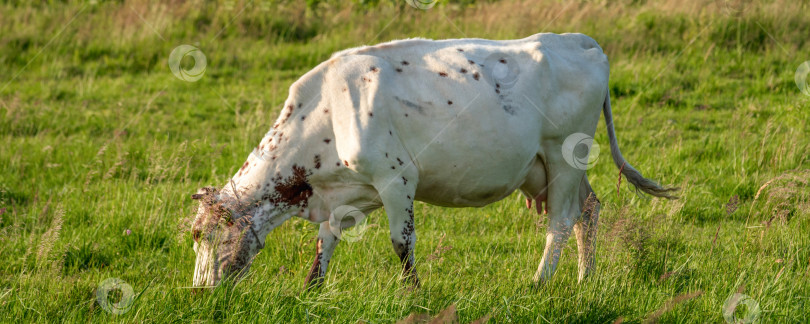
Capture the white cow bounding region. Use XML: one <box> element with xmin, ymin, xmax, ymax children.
<box><xmin>190</xmin><ymin>33</ymin><xmax>677</xmax><ymax>288</ymax></box>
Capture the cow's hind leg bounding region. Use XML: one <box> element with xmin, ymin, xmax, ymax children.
<box><xmin>304</xmin><ymin>222</ymin><xmax>338</xmax><ymax>289</ymax></box>
<box><xmin>375</xmin><ymin>173</ymin><xmax>420</xmax><ymax>287</ymax></box>
<box><xmin>573</xmin><ymin>175</ymin><xmax>600</xmax><ymax>282</ymax></box>
<box><xmin>533</xmin><ymin>157</ymin><xmax>583</xmax><ymax>285</ymax></box>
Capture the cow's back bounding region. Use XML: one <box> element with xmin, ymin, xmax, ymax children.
<box><xmin>316</xmin><ymin>33</ymin><xmax>609</xmax><ymax>207</ymax></box>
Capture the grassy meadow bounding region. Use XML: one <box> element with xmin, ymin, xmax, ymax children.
<box><xmin>1</xmin><ymin>0</ymin><xmax>809</xmax><ymax>322</ymax></box>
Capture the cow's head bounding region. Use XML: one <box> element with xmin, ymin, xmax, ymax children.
<box><xmin>190</xmin><ymin>187</ymin><xmax>265</xmax><ymax>288</ymax></box>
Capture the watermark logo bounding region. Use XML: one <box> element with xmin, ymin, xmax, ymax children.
<box><xmin>96</xmin><ymin>278</ymin><xmax>134</xmax><ymax>315</ymax></box>
<box><xmin>722</xmin><ymin>293</ymin><xmax>760</xmax><ymax>324</ymax></box>
<box><xmin>328</xmin><ymin>205</ymin><xmax>369</xmax><ymax>243</ymax></box>
<box><xmin>168</xmin><ymin>45</ymin><xmax>207</xmax><ymax>82</ymax></box>
<box><xmin>795</xmin><ymin>61</ymin><xmax>810</xmax><ymax>96</ymax></box>
<box><xmin>482</xmin><ymin>53</ymin><xmax>520</xmax><ymax>90</ymax></box>
<box><xmin>719</xmin><ymin>0</ymin><xmax>746</xmax><ymax>17</ymax></box>
<box><xmin>405</xmin><ymin>0</ymin><xmax>439</xmax><ymax>10</ymax></box>
<box><xmin>562</xmin><ymin>133</ymin><xmax>600</xmax><ymax>170</ymax></box>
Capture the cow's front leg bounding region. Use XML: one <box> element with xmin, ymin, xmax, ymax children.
<box><xmin>376</xmin><ymin>175</ymin><xmax>419</xmax><ymax>287</ymax></box>
<box><xmin>391</xmin><ymin>211</ymin><xmax>418</xmax><ymax>287</ymax></box>
<box><xmin>304</xmin><ymin>222</ymin><xmax>338</xmax><ymax>289</ymax></box>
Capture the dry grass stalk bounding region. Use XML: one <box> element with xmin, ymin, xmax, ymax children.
<box><xmin>642</xmin><ymin>290</ymin><xmax>703</xmax><ymax>324</ymax></box>
<box><xmin>426</xmin><ymin>233</ymin><xmax>452</xmax><ymax>262</ymax></box>
<box><xmin>749</xmin><ymin>169</ymin><xmax>809</xmax><ymax>225</ymax></box>
<box><xmin>395</xmin><ymin>303</ymin><xmax>490</xmax><ymax>324</ymax></box>
<box><xmin>37</xmin><ymin>206</ymin><xmax>64</xmax><ymax>267</ymax></box>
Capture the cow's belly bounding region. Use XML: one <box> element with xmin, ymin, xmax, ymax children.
<box><xmin>413</xmin><ymin>154</ymin><xmax>534</xmax><ymax>207</ymax></box>
<box><xmin>388</xmin><ymin>79</ymin><xmax>544</xmax><ymax>207</ymax></box>
<box><xmin>403</xmin><ymin>111</ymin><xmax>540</xmax><ymax>207</ymax></box>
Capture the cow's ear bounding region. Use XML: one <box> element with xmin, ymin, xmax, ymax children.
<box><xmin>192</xmin><ymin>187</ymin><xmax>219</xmax><ymax>202</ymax></box>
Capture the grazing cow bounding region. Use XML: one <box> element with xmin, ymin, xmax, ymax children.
<box><xmin>190</xmin><ymin>33</ymin><xmax>677</xmax><ymax>288</ymax></box>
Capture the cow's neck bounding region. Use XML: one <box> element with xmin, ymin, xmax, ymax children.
<box><xmin>222</xmin><ymin>94</ymin><xmax>335</xmax><ymax>236</ymax></box>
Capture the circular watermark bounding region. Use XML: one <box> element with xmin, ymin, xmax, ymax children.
<box><xmin>562</xmin><ymin>133</ymin><xmax>600</xmax><ymax>170</ymax></box>
<box><xmin>719</xmin><ymin>0</ymin><xmax>746</xmax><ymax>17</ymax></box>
<box><xmin>405</xmin><ymin>0</ymin><xmax>439</xmax><ymax>10</ymax></box>
<box><xmin>482</xmin><ymin>53</ymin><xmax>520</xmax><ymax>90</ymax></box>
<box><xmin>328</xmin><ymin>205</ymin><xmax>369</xmax><ymax>243</ymax></box>
<box><xmin>96</xmin><ymin>278</ymin><xmax>134</xmax><ymax>315</ymax></box>
<box><xmin>794</xmin><ymin>61</ymin><xmax>810</xmax><ymax>96</ymax></box>
<box><xmin>722</xmin><ymin>293</ymin><xmax>760</xmax><ymax>323</ymax></box>
<box><xmin>168</xmin><ymin>45</ymin><xmax>207</xmax><ymax>82</ymax></box>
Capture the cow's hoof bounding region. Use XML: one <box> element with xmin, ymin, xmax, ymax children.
<box><xmin>302</xmin><ymin>277</ymin><xmax>324</xmax><ymax>292</ymax></box>
<box><xmin>530</xmin><ymin>279</ymin><xmax>548</xmax><ymax>291</ymax></box>
<box><xmin>402</xmin><ymin>274</ymin><xmax>421</xmax><ymax>290</ymax></box>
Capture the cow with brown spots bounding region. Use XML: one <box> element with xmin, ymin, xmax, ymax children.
<box><xmin>189</xmin><ymin>33</ymin><xmax>677</xmax><ymax>289</ymax></box>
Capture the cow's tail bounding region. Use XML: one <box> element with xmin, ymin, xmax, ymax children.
<box><xmin>602</xmin><ymin>90</ymin><xmax>679</xmax><ymax>199</ymax></box>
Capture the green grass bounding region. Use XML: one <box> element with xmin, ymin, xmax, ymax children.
<box><xmin>1</xmin><ymin>0</ymin><xmax>809</xmax><ymax>322</ymax></box>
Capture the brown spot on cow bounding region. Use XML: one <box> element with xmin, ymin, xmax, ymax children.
<box><xmin>460</xmin><ymin>68</ymin><xmax>467</xmax><ymax>74</ymax></box>
<box><xmin>468</xmin><ymin>60</ymin><xmax>475</xmax><ymax>65</ymax></box>
<box><xmin>301</xmin><ymin>115</ymin><xmax>306</xmax><ymax>121</ymax></box>
<box><xmin>262</xmin><ymin>165</ymin><xmax>313</xmax><ymax>208</ymax></box>
<box><xmin>370</xmin><ymin>66</ymin><xmax>379</xmax><ymax>72</ymax></box>
<box><xmin>473</xmin><ymin>72</ymin><xmax>480</xmax><ymax>80</ymax></box>
<box><xmin>438</xmin><ymin>72</ymin><xmax>448</xmax><ymax>77</ymax></box>
<box><xmin>402</xmin><ymin>177</ymin><xmax>408</xmax><ymax>185</ymax></box>
<box><xmin>324</xmin><ymin>138</ymin><xmax>331</xmax><ymax>144</ymax></box>
<box><xmin>447</xmin><ymin>100</ymin><xmax>453</xmax><ymax>105</ymax></box>
<box><xmin>324</xmin><ymin>109</ymin><xmax>329</xmax><ymax>114</ymax></box>
<box><xmin>401</xmin><ymin>60</ymin><xmax>409</xmax><ymax>65</ymax></box>
<box><xmin>368</xmin><ymin>112</ymin><xmax>373</xmax><ymax>117</ymax></box>
<box><xmin>499</xmin><ymin>58</ymin><xmax>506</xmax><ymax>64</ymax></box>
<box><xmin>343</xmin><ymin>160</ymin><xmax>349</xmax><ymax>167</ymax></box>
<box><xmin>456</xmin><ymin>48</ymin><xmax>464</xmax><ymax>52</ymax></box>
<box><xmin>395</xmin><ymin>68</ymin><xmax>403</xmax><ymax>73</ymax></box>
<box><xmin>396</xmin><ymin>158</ymin><xmax>404</xmax><ymax>166</ymax></box>
<box><xmin>314</xmin><ymin>155</ymin><xmax>321</xmax><ymax>169</ymax></box>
